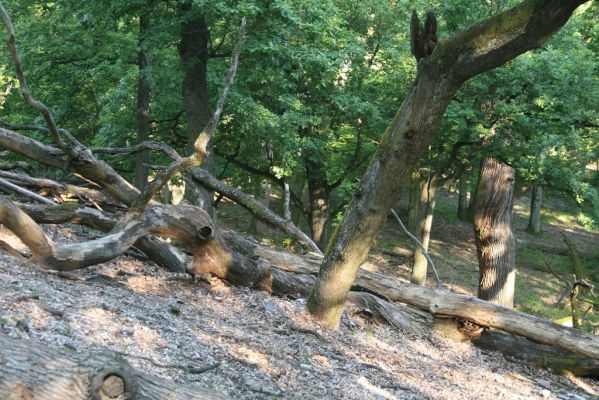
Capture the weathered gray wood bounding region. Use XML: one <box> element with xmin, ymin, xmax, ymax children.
<box><xmin>473</xmin><ymin>329</ymin><xmax>599</xmax><ymax>377</ymax></box>
<box><xmin>0</xmin><ymin>335</ymin><xmax>227</xmax><ymax>399</ymax></box>
<box><xmin>225</xmin><ymin>233</ymin><xmax>599</xmax><ymax>361</ymax></box>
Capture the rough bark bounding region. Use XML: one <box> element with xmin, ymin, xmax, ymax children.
<box><xmin>411</xmin><ymin>178</ymin><xmax>438</xmax><ymax>285</ymax></box>
<box><xmin>309</xmin><ymin>1</ymin><xmax>588</xmax><ymax>328</ymax></box>
<box><xmin>526</xmin><ymin>184</ymin><xmax>543</xmax><ymax>234</ymax></box>
<box><xmin>135</xmin><ymin>13</ymin><xmax>152</xmax><ymax>190</ymax></box>
<box><xmin>457</xmin><ymin>173</ymin><xmax>469</xmax><ymax>221</ymax></box>
<box><xmin>474</xmin><ymin>158</ymin><xmax>516</xmax><ymax>307</ymax></box>
<box><xmin>179</xmin><ymin>5</ymin><xmax>214</xmax><ymax>215</ymax></box>
<box><xmin>0</xmin><ymin>335</ymin><xmax>226</xmax><ymax>400</ymax></box>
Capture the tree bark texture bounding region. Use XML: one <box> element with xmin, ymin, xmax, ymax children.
<box><xmin>179</xmin><ymin>5</ymin><xmax>214</xmax><ymax>216</ymax></box>
<box><xmin>473</xmin><ymin>158</ymin><xmax>516</xmax><ymax>307</ymax></box>
<box><xmin>135</xmin><ymin>13</ymin><xmax>151</xmax><ymax>190</ymax></box>
<box><xmin>0</xmin><ymin>127</ymin><xmax>187</xmax><ymax>272</ymax></box>
<box><xmin>411</xmin><ymin>178</ymin><xmax>438</xmax><ymax>285</ymax></box>
<box><xmin>526</xmin><ymin>184</ymin><xmax>543</xmax><ymax>234</ymax></box>
<box><xmin>0</xmin><ymin>335</ymin><xmax>226</xmax><ymax>400</ymax></box>
<box><xmin>308</xmin><ymin>0</ymin><xmax>587</xmax><ymax>328</ymax></box>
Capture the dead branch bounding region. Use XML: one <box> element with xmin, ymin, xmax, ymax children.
<box><xmin>390</xmin><ymin>208</ymin><xmax>441</xmax><ymax>286</ymax></box>
<box><xmin>0</xmin><ymin>3</ymin><xmax>67</xmax><ymax>151</ymax></box>
<box><xmin>130</xmin><ymin>17</ymin><xmax>246</xmax><ymax>213</ymax></box>
<box><xmin>0</xmin><ymin>177</ymin><xmax>56</xmax><ymax>205</ymax></box>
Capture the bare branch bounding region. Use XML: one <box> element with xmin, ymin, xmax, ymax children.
<box><xmin>0</xmin><ymin>3</ymin><xmax>67</xmax><ymax>151</ymax></box>
<box><xmin>390</xmin><ymin>208</ymin><xmax>442</xmax><ymax>287</ymax></box>
<box><xmin>0</xmin><ymin>178</ymin><xmax>57</xmax><ymax>205</ymax></box>
<box><xmin>129</xmin><ymin>17</ymin><xmax>246</xmax><ymax>213</ymax></box>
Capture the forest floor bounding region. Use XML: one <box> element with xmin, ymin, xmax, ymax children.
<box><xmin>0</xmin><ymin>189</ymin><xmax>598</xmax><ymax>399</ymax></box>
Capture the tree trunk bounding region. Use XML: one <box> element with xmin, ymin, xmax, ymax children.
<box><xmin>0</xmin><ymin>335</ymin><xmax>225</xmax><ymax>400</ymax></box>
<box><xmin>411</xmin><ymin>179</ymin><xmax>438</xmax><ymax>285</ymax></box>
<box><xmin>474</xmin><ymin>158</ymin><xmax>516</xmax><ymax>307</ymax></box>
<box><xmin>179</xmin><ymin>5</ymin><xmax>213</xmax><ymax>216</ymax></box>
<box><xmin>457</xmin><ymin>172</ymin><xmax>469</xmax><ymax>222</ymax></box>
<box><xmin>134</xmin><ymin>14</ymin><xmax>151</xmax><ymax>190</ymax></box>
<box><xmin>526</xmin><ymin>184</ymin><xmax>542</xmax><ymax>234</ymax></box>
<box><xmin>308</xmin><ymin>1</ymin><xmax>586</xmax><ymax>327</ymax></box>
<box><xmin>308</xmin><ymin>175</ymin><xmax>330</xmax><ymax>251</ymax></box>
<box><xmin>407</xmin><ymin>178</ymin><xmax>421</xmax><ymax>233</ymax></box>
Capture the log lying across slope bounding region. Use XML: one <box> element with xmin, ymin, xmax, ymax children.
<box><xmin>226</xmin><ymin>234</ymin><xmax>599</xmax><ymax>367</ymax></box>
<box><xmin>0</xmin><ymin>335</ymin><xmax>226</xmax><ymax>400</ymax></box>
<box><xmin>9</xmin><ymin>204</ymin><xmax>599</xmax><ymax>375</ymax></box>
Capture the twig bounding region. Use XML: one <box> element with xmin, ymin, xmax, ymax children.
<box><xmin>390</xmin><ymin>208</ymin><xmax>441</xmax><ymax>287</ymax></box>
<box><xmin>0</xmin><ymin>177</ymin><xmax>57</xmax><ymax>205</ymax></box>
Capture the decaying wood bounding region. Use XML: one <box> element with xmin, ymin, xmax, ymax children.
<box><xmin>224</xmin><ymin>233</ymin><xmax>599</xmax><ymax>361</ymax></box>
<box><xmin>0</xmin><ymin>335</ymin><xmax>227</xmax><ymax>400</ymax></box>
<box><xmin>15</xmin><ymin>203</ymin><xmax>270</xmax><ymax>289</ymax></box>
<box><xmin>473</xmin><ymin>330</ymin><xmax>599</xmax><ymax>377</ymax></box>
<box><xmin>0</xmin><ymin>177</ymin><xmax>57</xmax><ymax>205</ymax></box>
<box><xmin>191</xmin><ymin>168</ymin><xmax>322</xmax><ymax>254</ymax></box>
<box><xmin>0</xmin><ymin>169</ymin><xmax>120</xmax><ymax>206</ymax></box>
<box><xmin>9</xmin><ymin>204</ymin><xmax>599</xmax><ymax>375</ymax></box>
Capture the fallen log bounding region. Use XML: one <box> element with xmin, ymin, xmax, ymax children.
<box><xmin>473</xmin><ymin>329</ymin><xmax>599</xmax><ymax>377</ymax></box>
<box><xmin>10</xmin><ymin>205</ymin><xmax>599</xmax><ymax>374</ymax></box>
<box><xmin>225</xmin><ymin>233</ymin><xmax>599</xmax><ymax>361</ymax></box>
<box><xmin>0</xmin><ymin>335</ymin><xmax>226</xmax><ymax>400</ymax></box>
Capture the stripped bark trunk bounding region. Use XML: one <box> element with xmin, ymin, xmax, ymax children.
<box><xmin>179</xmin><ymin>5</ymin><xmax>214</xmax><ymax>216</ymax></box>
<box><xmin>308</xmin><ymin>2</ymin><xmax>587</xmax><ymax>327</ymax></box>
<box><xmin>411</xmin><ymin>178</ymin><xmax>438</xmax><ymax>285</ymax></box>
<box><xmin>526</xmin><ymin>184</ymin><xmax>543</xmax><ymax>234</ymax></box>
<box><xmin>0</xmin><ymin>335</ymin><xmax>226</xmax><ymax>400</ymax></box>
<box><xmin>473</xmin><ymin>158</ymin><xmax>516</xmax><ymax>307</ymax></box>
<box><xmin>135</xmin><ymin>13</ymin><xmax>151</xmax><ymax>190</ymax></box>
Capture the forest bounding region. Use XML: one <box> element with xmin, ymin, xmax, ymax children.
<box><xmin>0</xmin><ymin>0</ymin><xmax>598</xmax><ymax>399</ymax></box>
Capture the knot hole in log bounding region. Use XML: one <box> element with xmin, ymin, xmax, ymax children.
<box><xmin>411</xmin><ymin>10</ymin><xmax>438</xmax><ymax>61</ymax></box>
<box><xmin>197</xmin><ymin>225</ymin><xmax>214</xmax><ymax>240</ymax></box>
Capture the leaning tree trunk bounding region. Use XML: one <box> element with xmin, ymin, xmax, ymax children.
<box><xmin>473</xmin><ymin>158</ymin><xmax>516</xmax><ymax>307</ymax></box>
<box><xmin>526</xmin><ymin>184</ymin><xmax>543</xmax><ymax>234</ymax></box>
<box><xmin>411</xmin><ymin>178</ymin><xmax>438</xmax><ymax>285</ymax></box>
<box><xmin>457</xmin><ymin>172</ymin><xmax>469</xmax><ymax>222</ymax></box>
<box><xmin>0</xmin><ymin>335</ymin><xmax>225</xmax><ymax>400</ymax></box>
<box><xmin>307</xmin><ymin>1</ymin><xmax>587</xmax><ymax>328</ymax></box>
<box><xmin>134</xmin><ymin>13</ymin><xmax>151</xmax><ymax>190</ymax></box>
<box><xmin>179</xmin><ymin>5</ymin><xmax>214</xmax><ymax>216</ymax></box>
